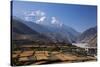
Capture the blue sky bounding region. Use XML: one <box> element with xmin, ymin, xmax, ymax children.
<box><xmin>12</xmin><ymin>1</ymin><xmax>97</xmax><ymax>32</ymax></box>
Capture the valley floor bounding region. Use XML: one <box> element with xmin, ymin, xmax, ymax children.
<box><xmin>11</xmin><ymin>44</ymin><xmax>97</xmax><ymax>66</ymax></box>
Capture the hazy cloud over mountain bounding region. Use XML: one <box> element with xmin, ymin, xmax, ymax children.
<box><xmin>23</xmin><ymin>10</ymin><xmax>63</xmax><ymax>27</ymax></box>
<box><xmin>51</xmin><ymin>17</ymin><xmax>63</xmax><ymax>27</ymax></box>
<box><xmin>24</xmin><ymin>10</ymin><xmax>46</xmax><ymax>24</ymax></box>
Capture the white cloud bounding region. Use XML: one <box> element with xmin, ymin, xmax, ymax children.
<box><xmin>29</xmin><ymin>11</ymin><xmax>35</xmax><ymax>16</ymax></box>
<box><xmin>24</xmin><ymin>10</ymin><xmax>63</xmax><ymax>27</ymax></box>
<box><xmin>36</xmin><ymin>16</ymin><xmax>46</xmax><ymax>24</ymax></box>
<box><xmin>51</xmin><ymin>17</ymin><xmax>57</xmax><ymax>24</ymax></box>
<box><xmin>24</xmin><ymin>10</ymin><xmax>46</xmax><ymax>24</ymax></box>
<box><xmin>35</xmin><ymin>10</ymin><xmax>45</xmax><ymax>17</ymax></box>
<box><xmin>51</xmin><ymin>17</ymin><xmax>63</xmax><ymax>27</ymax></box>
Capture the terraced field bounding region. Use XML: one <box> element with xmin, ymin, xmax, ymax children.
<box><xmin>11</xmin><ymin>44</ymin><xmax>97</xmax><ymax>66</ymax></box>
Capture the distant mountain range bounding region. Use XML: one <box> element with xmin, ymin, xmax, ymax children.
<box><xmin>12</xmin><ymin>16</ymin><xmax>81</xmax><ymax>44</ymax></box>
<box><xmin>23</xmin><ymin>21</ymin><xmax>80</xmax><ymax>43</ymax></box>
<box><xmin>12</xmin><ymin>16</ymin><xmax>97</xmax><ymax>47</ymax></box>
<box><xmin>12</xmin><ymin>18</ymin><xmax>52</xmax><ymax>43</ymax></box>
<box><xmin>77</xmin><ymin>26</ymin><xmax>97</xmax><ymax>47</ymax></box>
